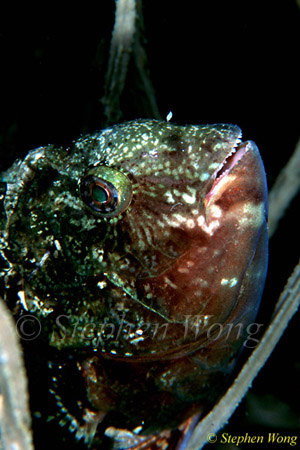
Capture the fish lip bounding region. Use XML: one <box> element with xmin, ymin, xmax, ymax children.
<box><xmin>215</xmin><ymin>141</ymin><xmax>248</xmax><ymax>179</ymax></box>
<box><xmin>205</xmin><ymin>139</ymin><xmax>250</xmax><ymax>205</ymax></box>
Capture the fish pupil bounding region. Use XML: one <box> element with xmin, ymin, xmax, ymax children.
<box><xmin>92</xmin><ymin>184</ymin><xmax>108</xmax><ymax>204</ymax></box>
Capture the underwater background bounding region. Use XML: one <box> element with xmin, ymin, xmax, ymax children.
<box><xmin>0</xmin><ymin>1</ymin><xmax>299</xmax><ymax>448</ymax></box>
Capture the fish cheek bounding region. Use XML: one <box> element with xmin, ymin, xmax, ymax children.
<box><xmin>135</xmin><ymin>229</ymin><xmax>210</xmax><ymax>320</ymax></box>
<box><xmin>122</xmin><ymin>196</ymin><xmax>192</xmax><ymax>277</ymax></box>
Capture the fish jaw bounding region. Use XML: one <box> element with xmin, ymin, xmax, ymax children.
<box><xmin>203</xmin><ymin>139</ymin><xmax>268</xmax><ymax>323</ymax></box>
<box><xmin>137</xmin><ymin>137</ymin><xmax>268</xmax><ymax>332</ymax></box>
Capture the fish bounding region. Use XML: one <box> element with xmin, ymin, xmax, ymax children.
<box><xmin>0</xmin><ymin>119</ymin><xmax>268</xmax><ymax>449</ymax></box>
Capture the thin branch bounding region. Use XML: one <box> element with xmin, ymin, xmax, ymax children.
<box><xmin>102</xmin><ymin>0</ymin><xmax>160</xmax><ymax>124</ymax></box>
<box><xmin>186</xmin><ymin>259</ymin><xmax>300</xmax><ymax>450</ymax></box>
<box><xmin>268</xmin><ymin>138</ymin><xmax>300</xmax><ymax>238</ymax></box>
<box><xmin>103</xmin><ymin>0</ymin><xmax>137</xmax><ymax>124</ymax></box>
<box><xmin>0</xmin><ymin>300</ymin><xmax>34</xmax><ymax>450</ymax></box>
<box><xmin>132</xmin><ymin>0</ymin><xmax>161</xmax><ymax>120</ymax></box>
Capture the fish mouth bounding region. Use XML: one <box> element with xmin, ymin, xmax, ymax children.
<box><xmin>205</xmin><ymin>140</ymin><xmax>250</xmax><ymax>206</ymax></box>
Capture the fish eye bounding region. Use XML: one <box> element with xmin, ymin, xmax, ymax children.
<box><xmin>80</xmin><ymin>166</ymin><xmax>132</xmax><ymax>217</ymax></box>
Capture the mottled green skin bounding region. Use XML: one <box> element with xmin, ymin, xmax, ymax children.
<box><xmin>0</xmin><ymin>120</ymin><xmax>268</xmax><ymax>447</ymax></box>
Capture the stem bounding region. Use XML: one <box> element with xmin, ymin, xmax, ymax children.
<box><xmin>268</xmin><ymin>138</ymin><xmax>300</xmax><ymax>238</ymax></box>
<box><xmin>0</xmin><ymin>300</ymin><xmax>34</xmax><ymax>450</ymax></box>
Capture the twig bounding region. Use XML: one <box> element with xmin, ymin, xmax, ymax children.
<box><xmin>103</xmin><ymin>0</ymin><xmax>137</xmax><ymax>124</ymax></box>
<box><xmin>268</xmin><ymin>138</ymin><xmax>300</xmax><ymax>238</ymax></box>
<box><xmin>132</xmin><ymin>0</ymin><xmax>161</xmax><ymax>120</ymax></box>
<box><xmin>0</xmin><ymin>299</ymin><xmax>34</xmax><ymax>450</ymax></box>
<box><xmin>102</xmin><ymin>0</ymin><xmax>160</xmax><ymax>124</ymax></box>
<box><xmin>185</xmin><ymin>259</ymin><xmax>300</xmax><ymax>450</ymax></box>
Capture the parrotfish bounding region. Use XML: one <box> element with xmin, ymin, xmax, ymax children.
<box><xmin>0</xmin><ymin>120</ymin><xmax>268</xmax><ymax>449</ymax></box>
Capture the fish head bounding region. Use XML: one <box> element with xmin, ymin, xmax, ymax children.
<box><xmin>2</xmin><ymin>120</ymin><xmax>268</xmax><ymax>355</ymax></box>
<box><xmin>75</xmin><ymin>120</ymin><xmax>268</xmax><ymax>333</ymax></box>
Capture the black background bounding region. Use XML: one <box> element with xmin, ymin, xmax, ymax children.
<box><xmin>0</xmin><ymin>1</ymin><xmax>299</xmax><ymax>448</ymax></box>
